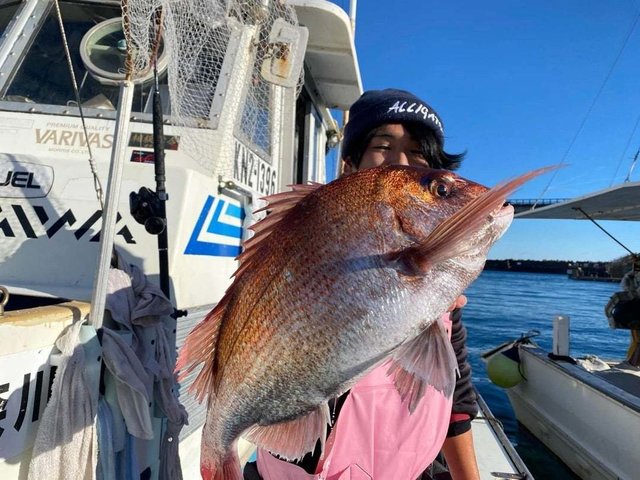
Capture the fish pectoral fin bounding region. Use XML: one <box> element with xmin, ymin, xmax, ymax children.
<box><xmin>385</xmin><ymin>239</ymin><xmax>469</xmax><ymax>276</ymax></box>
<box><xmin>244</xmin><ymin>402</ymin><xmax>331</xmax><ymax>462</ymax></box>
<box><xmin>387</xmin><ymin>318</ymin><xmax>458</xmax><ymax>413</ymax></box>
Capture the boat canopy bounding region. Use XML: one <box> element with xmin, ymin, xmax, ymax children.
<box><xmin>290</xmin><ymin>0</ymin><xmax>362</xmax><ymax>109</ymax></box>
<box><xmin>516</xmin><ymin>181</ymin><xmax>640</xmax><ymax>221</ymax></box>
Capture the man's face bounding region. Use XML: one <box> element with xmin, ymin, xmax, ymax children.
<box><xmin>350</xmin><ymin>123</ymin><xmax>430</xmax><ymax>172</ymax></box>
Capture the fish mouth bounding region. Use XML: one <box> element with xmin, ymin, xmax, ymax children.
<box><xmin>450</xmin><ymin>204</ymin><xmax>514</xmax><ymax>270</ymax></box>
<box><xmin>489</xmin><ymin>203</ymin><xmax>515</xmax><ymax>239</ymax></box>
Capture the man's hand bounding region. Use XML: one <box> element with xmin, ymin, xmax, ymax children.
<box><xmin>448</xmin><ymin>295</ymin><xmax>467</xmax><ymax>312</ymax></box>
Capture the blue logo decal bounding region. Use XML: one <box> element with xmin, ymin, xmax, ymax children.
<box><xmin>185</xmin><ymin>196</ymin><xmax>245</xmax><ymax>257</ymax></box>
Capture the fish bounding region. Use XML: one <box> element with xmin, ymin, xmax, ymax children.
<box><xmin>176</xmin><ymin>164</ymin><xmax>549</xmax><ymax>480</ymax></box>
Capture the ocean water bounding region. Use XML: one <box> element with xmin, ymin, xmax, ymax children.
<box><xmin>464</xmin><ymin>270</ymin><xmax>628</xmax><ymax>479</ymax></box>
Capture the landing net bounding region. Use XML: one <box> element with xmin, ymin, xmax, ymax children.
<box><xmin>122</xmin><ymin>0</ymin><xmax>304</xmax><ymax>177</ymax></box>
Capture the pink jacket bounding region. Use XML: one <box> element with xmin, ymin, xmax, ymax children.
<box><xmin>256</xmin><ymin>314</ymin><xmax>453</xmax><ymax>480</ymax></box>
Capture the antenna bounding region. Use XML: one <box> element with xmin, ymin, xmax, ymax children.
<box><xmin>624</xmin><ymin>148</ymin><xmax>639</xmax><ymax>183</ymax></box>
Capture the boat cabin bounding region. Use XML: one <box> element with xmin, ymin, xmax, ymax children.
<box><xmin>0</xmin><ymin>0</ymin><xmax>361</xmax><ymax>310</ymax></box>
<box><xmin>0</xmin><ymin>1</ymin><xmax>361</xmax><ymax>477</ymax></box>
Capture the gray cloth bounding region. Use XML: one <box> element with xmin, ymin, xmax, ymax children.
<box><xmin>101</xmin><ymin>328</ymin><xmax>154</xmax><ymax>439</ymax></box>
<box><xmin>159</xmin><ymin>419</ymin><xmax>186</xmax><ymax>480</ymax></box>
<box><xmin>102</xmin><ymin>250</ymin><xmax>187</xmax><ymax>479</ymax></box>
<box><xmin>96</xmin><ymin>399</ymin><xmax>116</xmax><ymax>480</ymax></box>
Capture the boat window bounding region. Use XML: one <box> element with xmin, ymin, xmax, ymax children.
<box><xmin>0</xmin><ymin>1</ymin><xmax>20</xmax><ymax>35</ymax></box>
<box><xmin>237</xmin><ymin>72</ymin><xmax>274</xmax><ymax>158</ymax></box>
<box><xmin>169</xmin><ymin>24</ymin><xmax>229</xmax><ymax>121</ymax></box>
<box><xmin>293</xmin><ymin>90</ymin><xmax>308</xmax><ymax>183</ymax></box>
<box><xmin>3</xmin><ymin>3</ymin><xmax>124</xmax><ymax>108</ymax></box>
<box><xmin>294</xmin><ymin>87</ymin><xmax>328</xmax><ymax>183</ymax></box>
<box><xmin>0</xmin><ymin>2</ymin><xmax>229</xmax><ymax>121</ymax></box>
<box><xmin>308</xmin><ymin>106</ymin><xmax>326</xmax><ymax>183</ymax></box>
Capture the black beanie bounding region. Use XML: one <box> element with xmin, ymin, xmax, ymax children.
<box><xmin>342</xmin><ymin>89</ymin><xmax>445</xmax><ymax>160</ymax></box>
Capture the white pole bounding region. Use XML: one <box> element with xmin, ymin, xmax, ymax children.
<box><xmin>553</xmin><ymin>314</ymin><xmax>570</xmax><ymax>356</ymax></box>
<box><xmin>88</xmin><ymin>80</ymin><xmax>135</xmax><ymax>329</ymax></box>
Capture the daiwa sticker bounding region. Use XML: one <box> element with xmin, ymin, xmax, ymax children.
<box><xmin>185</xmin><ymin>196</ymin><xmax>244</xmax><ymax>257</ymax></box>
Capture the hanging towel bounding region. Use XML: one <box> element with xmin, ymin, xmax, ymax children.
<box><xmin>27</xmin><ymin>321</ymin><xmax>101</xmax><ymax>480</ymax></box>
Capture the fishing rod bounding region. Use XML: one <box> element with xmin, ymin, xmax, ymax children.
<box><xmin>129</xmin><ymin>9</ymin><xmax>172</xmax><ymax>302</ymax></box>
<box><xmin>151</xmin><ymin>52</ymin><xmax>170</xmax><ymax>299</ymax></box>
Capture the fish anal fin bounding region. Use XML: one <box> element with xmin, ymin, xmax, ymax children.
<box><xmin>244</xmin><ymin>403</ymin><xmax>330</xmax><ymax>461</ymax></box>
<box><xmin>200</xmin><ymin>442</ymin><xmax>242</xmax><ymax>480</ymax></box>
<box><xmin>387</xmin><ymin>318</ymin><xmax>458</xmax><ymax>413</ymax></box>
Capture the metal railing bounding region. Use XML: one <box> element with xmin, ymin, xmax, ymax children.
<box><xmin>507</xmin><ymin>198</ymin><xmax>569</xmax><ymax>214</ymax></box>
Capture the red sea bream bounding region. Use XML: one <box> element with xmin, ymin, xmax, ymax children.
<box><xmin>176</xmin><ymin>165</ymin><xmax>547</xmax><ymax>480</ymax></box>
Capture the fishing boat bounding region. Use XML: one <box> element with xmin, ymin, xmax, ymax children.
<box><xmin>0</xmin><ymin>1</ymin><xmax>531</xmax><ymax>478</ymax></box>
<box><xmin>486</xmin><ymin>183</ymin><xmax>640</xmax><ymax>480</ymax></box>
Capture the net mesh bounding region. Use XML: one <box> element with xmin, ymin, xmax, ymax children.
<box><xmin>122</xmin><ymin>0</ymin><xmax>304</xmax><ymax>176</ymax></box>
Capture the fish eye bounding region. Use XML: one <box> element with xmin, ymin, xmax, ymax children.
<box><xmin>434</xmin><ymin>182</ymin><xmax>449</xmax><ymax>197</ymax></box>
<box><xmin>421</xmin><ymin>176</ymin><xmax>453</xmax><ymax>198</ymax></box>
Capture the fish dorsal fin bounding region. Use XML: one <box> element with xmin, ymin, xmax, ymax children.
<box><xmin>387</xmin><ymin>316</ymin><xmax>458</xmax><ymax>412</ymax></box>
<box><xmin>389</xmin><ymin>167</ymin><xmax>554</xmax><ymax>274</ymax></box>
<box><xmin>175</xmin><ymin>299</ymin><xmax>228</xmax><ymax>402</ymax></box>
<box><xmin>176</xmin><ymin>182</ymin><xmax>323</xmax><ymax>402</ymax></box>
<box><xmin>244</xmin><ymin>402</ymin><xmax>331</xmax><ymax>461</ymax></box>
<box><xmin>233</xmin><ymin>182</ymin><xmax>323</xmax><ymax>278</ymax></box>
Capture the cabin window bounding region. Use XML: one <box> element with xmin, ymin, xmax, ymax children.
<box><xmin>237</xmin><ymin>71</ymin><xmax>274</xmax><ymax>158</ymax></box>
<box><xmin>294</xmin><ymin>87</ymin><xmax>328</xmax><ymax>184</ymax></box>
<box><xmin>307</xmin><ymin>106</ymin><xmax>326</xmax><ymax>183</ymax></box>
<box><xmin>0</xmin><ymin>2</ymin><xmax>230</xmax><ymax>122</ymax></box>
<box><xmin>293</xmin><ymin>90</ymin><xmax>308</xmax><ymax>183</ymax></box>
<box><xmin>165</xmin><ymin>21</ymin><xmax>230</xmax><ymax>121</ymax></box>
<box><xmin>3</xmin><ymin>3</ymin><xmax>124</xmax><ymax>108</ymax></box>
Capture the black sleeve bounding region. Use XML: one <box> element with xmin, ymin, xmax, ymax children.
<box><xmin>447</xmin><ymin>307</ymin><xmax>478</xmax><ymax>438</ymax></box>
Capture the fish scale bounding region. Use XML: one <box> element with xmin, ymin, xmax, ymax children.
<box><xmin>176</xmin><ymin>164</ymin><xmax>550</xmax><ymax>480</ymax></box>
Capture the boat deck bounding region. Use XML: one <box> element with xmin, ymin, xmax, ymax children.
<box><xmin>530</xmin><ymin>347</ymin><xmax>640</xmax><ymax>414</ymax></box>
<box><xmin>595</xmin><ymin>363</ymin><xmax>640</xmax><ymax>398</ymax></box>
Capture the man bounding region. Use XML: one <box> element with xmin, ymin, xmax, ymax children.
<box><xmin>251</xmin><ymin>89</ymin><xmax>480</xmax><ymax>480</ymax></box>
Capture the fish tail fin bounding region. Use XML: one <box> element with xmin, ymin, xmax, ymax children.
<box><xmin>176</xmin><ymin>303</ymin><xmax>226</xmax><ymax>402</ymax></box>
<box><xmin>201</xmin><ymin>444</ymin><xmax>242</xmax><ymax>480</ymax></box>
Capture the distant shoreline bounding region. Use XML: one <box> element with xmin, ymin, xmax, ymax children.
<box><xmin>485</xmin><ymin>259</ymin><xmax>570</xmax><ymax>274</ymax></box>
<box><xmin>485</xmin><ymin>259</ymin><xmax>622</xmax><ymax>282</ymax></box>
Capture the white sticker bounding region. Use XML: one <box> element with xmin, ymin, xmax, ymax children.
<box><xmin>0</xmin><ymin>347</ymin><xmax>55</xmax><ymax>459</ymax></box>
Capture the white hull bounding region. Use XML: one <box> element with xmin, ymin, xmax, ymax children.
<box><xmin>507</xmin><ymin>346</ymin><xmax>640</xmax><ymax>480</ymax></box>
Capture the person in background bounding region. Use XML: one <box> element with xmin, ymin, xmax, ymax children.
<box><xmin>621</xmin><ymin>257</ymin><xmax>640</xmax><ymax>296</ymax></box>
<box><xmin>247</xmin><ymin>89</ymin><xmax>480</xmax><ymax>480</ymax></box>
<box><xmin>619</xmin><ymin>257</ymin><xmax>640</xmax><ymax>366</ymax></box>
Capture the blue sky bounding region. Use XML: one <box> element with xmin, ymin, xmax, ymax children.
<box><xmin>332</xmin><ymin>0</ymin><xmax>640</xmax><ymax>261</ymax></box>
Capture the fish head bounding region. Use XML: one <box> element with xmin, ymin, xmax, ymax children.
<box><xmin>375</xmin><ymin>165</ymin><xmax>515</xmax><ymax>272</ymax></box>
